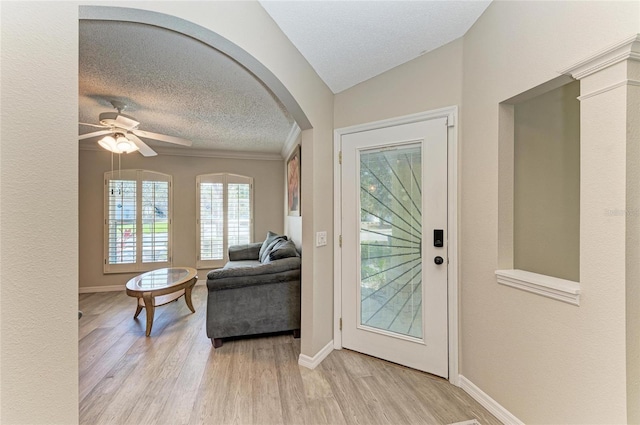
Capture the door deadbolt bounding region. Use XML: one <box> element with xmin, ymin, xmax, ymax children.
<box><xmin>434</xmin><ymin>256</ymin><xmax>444</xmax><ymax>265</ymax></box>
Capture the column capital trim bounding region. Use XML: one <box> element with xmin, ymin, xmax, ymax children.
<box><xmin>560</xmin><ymin>34</ymin><xmax>640</xmax><ymax>80</ymax></box>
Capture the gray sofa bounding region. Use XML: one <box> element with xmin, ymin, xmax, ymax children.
<box><xmin>206</xmin><ymin>232</ymin><xmax>301</xmax><ymax>348</ymax></box>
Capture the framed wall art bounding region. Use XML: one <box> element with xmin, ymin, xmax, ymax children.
<box><xmin>287</xmin><ymin>145</ymin><xmax>301</xmax><ymax>216</ymax></box>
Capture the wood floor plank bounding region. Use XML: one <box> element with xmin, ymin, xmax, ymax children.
<box><xmin>80</xmin><ymin>288</ymin><xmax>501</xmax><ymax>425</ymax></box>
<box><xmin>79</xmin><ymin>351</ymin><xmax>145</xmax><ymax>425</ymax></box>
<box><xmin>153</xmin><ymin>315</ymin><xmax>211</xmax><ymax>424</ymax></box>
<box><xmin>274</xmin><ymin>341</ymin><xmax>308</xmax><ymax>425</ymax></box>
<box><xmin>219</xmin><ymin>339</ymin><xmax>254</xmax><ymax>424</ymax></box>
<box><xmin>252</xmin><ymin>345</ymin><xmax>285</xmax><ymax>425</ymax></box>
<box><xmin>79</xmin><ymin>330</ymin><xmax>140</xmax><ymax>403</ymax></box>
<box><xmin>188</xmin><ymin>333</ymin><xmax>234</xmax><ymax>424</ymax></box>
<box><xmin>125</xmin><ymin>292</ymin><xmax>208</xmax><ymax>424</ymax></box>
<box><xmin>318</xmin><ymin>350</ymin><xmax>383</xmax><ymax>425</ymax></box>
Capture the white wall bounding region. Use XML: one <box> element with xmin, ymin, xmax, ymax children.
<box><xmin>0</xmin><ymin>2</ymin><xmax>334</xmax><ymax>423</ymax></box>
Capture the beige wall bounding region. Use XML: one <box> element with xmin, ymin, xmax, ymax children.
<box><xmin>1</xmin><ymin>2</ymin><xmax>334</xmax><ymax>423</ymax></box>
<box><xmin>334</xmin><ymin>38</ymin><xmax>463</xmax><ymax>128</ymax></box>
<box><xmin>79</xmin><ymin>149</ymin><xmax>284</xmax><ymax>289</ymax></box>
<box><xmin>513</xmin><ymin>80</ymin><xmax>580</xmax><ymax>281</ymax></box>
<box><xmin>462</xmin><ymin>1</ymin><xmax>638</xmax><ymax>423</ymax></box>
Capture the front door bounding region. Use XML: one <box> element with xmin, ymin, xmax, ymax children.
<box><xmin>340</xmin><ymin>117</ymin><xmax>448</xmax><ymax>377</ymax></box>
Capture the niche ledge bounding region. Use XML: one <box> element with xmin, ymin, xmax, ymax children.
<box><xmin>495</xmin><ymin>269</ymin><xmax>580</xmax><ymax>306</ymax></box>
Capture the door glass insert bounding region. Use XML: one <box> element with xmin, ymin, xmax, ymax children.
<box><xmin>359</xmin><ymin>144</ymin><xmax>423</xmax><ymax>339</ymax></box>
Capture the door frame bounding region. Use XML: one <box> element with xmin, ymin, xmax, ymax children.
<box><xmin>333</xmin><ymin>106</ymin><xmax>459</xmax><ymax>385</ymax></box>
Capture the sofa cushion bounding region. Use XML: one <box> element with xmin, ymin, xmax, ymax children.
<box><xmin>259</xmin><ymin>231</ymin><xmax>287</xmax><ymax>263</ymax></box>
<box><xmin>267</xmin><ymin>239</ymin><xmax>300</xmax><ymax>262</ymax></box>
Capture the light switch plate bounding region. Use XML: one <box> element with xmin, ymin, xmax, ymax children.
<box><xmin>316</xmin><ymin>231</ymin><xmax>327</xmax><ymax>247</ymax></box>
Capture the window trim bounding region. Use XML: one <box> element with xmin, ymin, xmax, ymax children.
<box><xmin>196</xmin><ymin>173</ymin><xmax>254</xmax><ymax>269</ymax></box>
<box><xmin>103</xmin><ymin>169</ymin><xmax>173</xmax><ymax>274</ymax></box>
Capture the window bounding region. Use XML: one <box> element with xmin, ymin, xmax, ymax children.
<box><xmin>197</xmin><ymin>173</ymin><xmax>253</xmax><ymax>268</ymax></box>
<box><xmin>104</xmin><ymin>169</ymin><xmax>172</xmax><ymax>273</ymax></box>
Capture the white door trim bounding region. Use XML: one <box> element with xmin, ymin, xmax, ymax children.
<box><xmin>333</xmin><ymin>106</ymin><xmax>459</xmax><ymax>385</ymax></box>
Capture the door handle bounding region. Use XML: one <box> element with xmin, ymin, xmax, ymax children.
<box><xmin>434</xmin><ymin>256</ymin><xmax>444</xmax><ymax>265</ymax></box>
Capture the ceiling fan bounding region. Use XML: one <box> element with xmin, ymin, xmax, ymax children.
<box><xmin>79</xmin><ymin>100</ymin><xmax>192</xmax><ymax>157</ymax></box>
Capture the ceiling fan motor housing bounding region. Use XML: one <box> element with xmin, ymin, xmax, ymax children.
<box><xmin>99</xmin><ymin>112</ymin><xmax>140</xmax><ymax>130</ymax></box>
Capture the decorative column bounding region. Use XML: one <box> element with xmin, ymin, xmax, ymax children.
<box><xmin>562</xmin><ymin>34</ymin><xmax>640</xmax><ymax>423</ymax></box>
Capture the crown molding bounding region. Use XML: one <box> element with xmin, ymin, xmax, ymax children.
<box><xmin>281</xmin><ymin>123</ymin><xmax>301</xmax><ymax>158</ymax></box>
<box><xmin>79</xmin><ymin>144</ymin><xmax>283</xmax><ymax>161</ymax></box>
<box><xmin>561</xmin><ymin>33</ymin><xmax>640</xmax><ymax>79</ymax></box>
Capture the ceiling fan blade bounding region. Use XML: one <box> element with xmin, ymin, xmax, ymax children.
<box><xmin>114</xmin><ymin>114</ymin><xmax>140</xmax><ymax>130</ymax></box>
<box><xmin>79</xmin><ymin>129</ymin><xmax>112</xmax><ymax>140</ymax></box>
<box><xmin>128</xmin><ymin>134</ymin><xmax>158</xmax><ymax>157</ymax></box>
<box><xmin>132</xmin><ymin>129</ymin><xmax>192</xmax><ymax>147</ymax></box>
<box><xmin>79</xmin><ymin>122</ymin><xmax>108</xmax><ymax>129</ymax></box>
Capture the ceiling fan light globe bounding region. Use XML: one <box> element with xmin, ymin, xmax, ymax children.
<box><xmin>98</xmin><ymin>135</ymin><xmax>120</xmax><ymax>153</ymax></box>
<box><xmin>124</xmin><ymin>143</ymin><xmax>140</xmax><ymax>154</ymax></box>
<box><xmin>116</xmin><ymin>135</ymin><xmax>139</xmax><ymax>154</ymax></box>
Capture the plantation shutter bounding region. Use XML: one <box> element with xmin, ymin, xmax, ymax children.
<box><xmin>198</xmin><ymin>175</ymin><xmax>225</xmax><ymax>262</ymax></box>
<box><xmin>197</xmin><ymin>173</ymin><xmax>253</xmax><ymax>269</ymax></box>
<box><xmin>141</xmin><ymin>171</ymin><xmax>170</xmax><ymax>263</ymax></box>
<box><xmin>104</xmin><ymin>170</ymin><xmax>172</xmax><ymax>273</ymax></box>
<box><xmin>227</xmin><ymin>175</ymin><xmax>252</xmax><ymax>248</ymax></box>
<box><xmin>107</xmin><ymin>170</ymin><xmax>137</xmax><ymax>266</ymax></box>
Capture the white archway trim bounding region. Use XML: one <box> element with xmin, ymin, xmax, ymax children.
<box><xmin>79</xmin><ymin>5</ymin><xmax>312</xmax><ymax>130</ymax></box>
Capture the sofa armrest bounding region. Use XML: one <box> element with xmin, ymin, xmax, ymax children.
<box><xmin>228</xmin><ymin>242</ymin><xmax>262</xmax><ymax>261</ymax></box>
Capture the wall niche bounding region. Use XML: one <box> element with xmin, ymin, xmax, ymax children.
<box><xmin>497</xmin><ymin>76</ymin><xmax>581</xmax><ymax>304</ymax></box>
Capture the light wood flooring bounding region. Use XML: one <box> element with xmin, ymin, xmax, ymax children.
<box><xmin>79</xmin><ymin>286</ymin><xmax>501</xmax><ymax>425</ymax></box>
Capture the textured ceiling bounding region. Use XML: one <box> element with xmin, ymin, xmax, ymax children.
<box><xmin>260</xmin><ymin>1</ymin><xmax>492</xmax><ymax>93</ymax></box>
<box><xmin>79</xmin><ymin>20</ymin><xmax>295</xmax><ymax>155</ymax></box>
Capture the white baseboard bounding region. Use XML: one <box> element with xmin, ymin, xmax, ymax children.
<box><xmin>459</xmin><ymin>375</ymin><xmax>524</xmax><ymax>425</ymax></box>
<box><xmin>298</xmin><ymin>340</ymin><xmax>333</xmax><ymax>370</ymax></box>
<box><xmin>79</xmin><ymin>279</ymin><xmax>207</xmax><ymax>294</ymax></box>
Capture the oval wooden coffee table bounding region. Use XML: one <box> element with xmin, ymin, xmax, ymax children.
<box><xmin>125</xmin><ymin>267</ymin><xmax>198</xmax><ymax>336</ymax></box>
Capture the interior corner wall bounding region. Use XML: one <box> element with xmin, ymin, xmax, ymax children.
<box><xmin>1</xmin><ymin>1</ymin><xmax>334</xmax><ymax>422</ymax></box>
<box><xmin>79</xmin><ymin>149</ymin><xmax>284</xmax><ymax>289</ymax></box>
<box><xmin>461</xmin><ymin>1</ymin><xmax>639</xmax><ymax>423</ymax></box>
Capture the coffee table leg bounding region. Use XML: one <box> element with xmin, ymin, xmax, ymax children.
<box><xmin>184</xmin><ymin>279</ymin><xmax>196</xmax><ymax>314</ymax></box>
<box><xmin>142</xmin><ymin>292</ymin><xmax>155</xmax><ymax>337</ymax></box>
<box><xmin>133</xmin><ymin>303</ymin><xmax>143</xmax><ymax>319</ymax></box>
